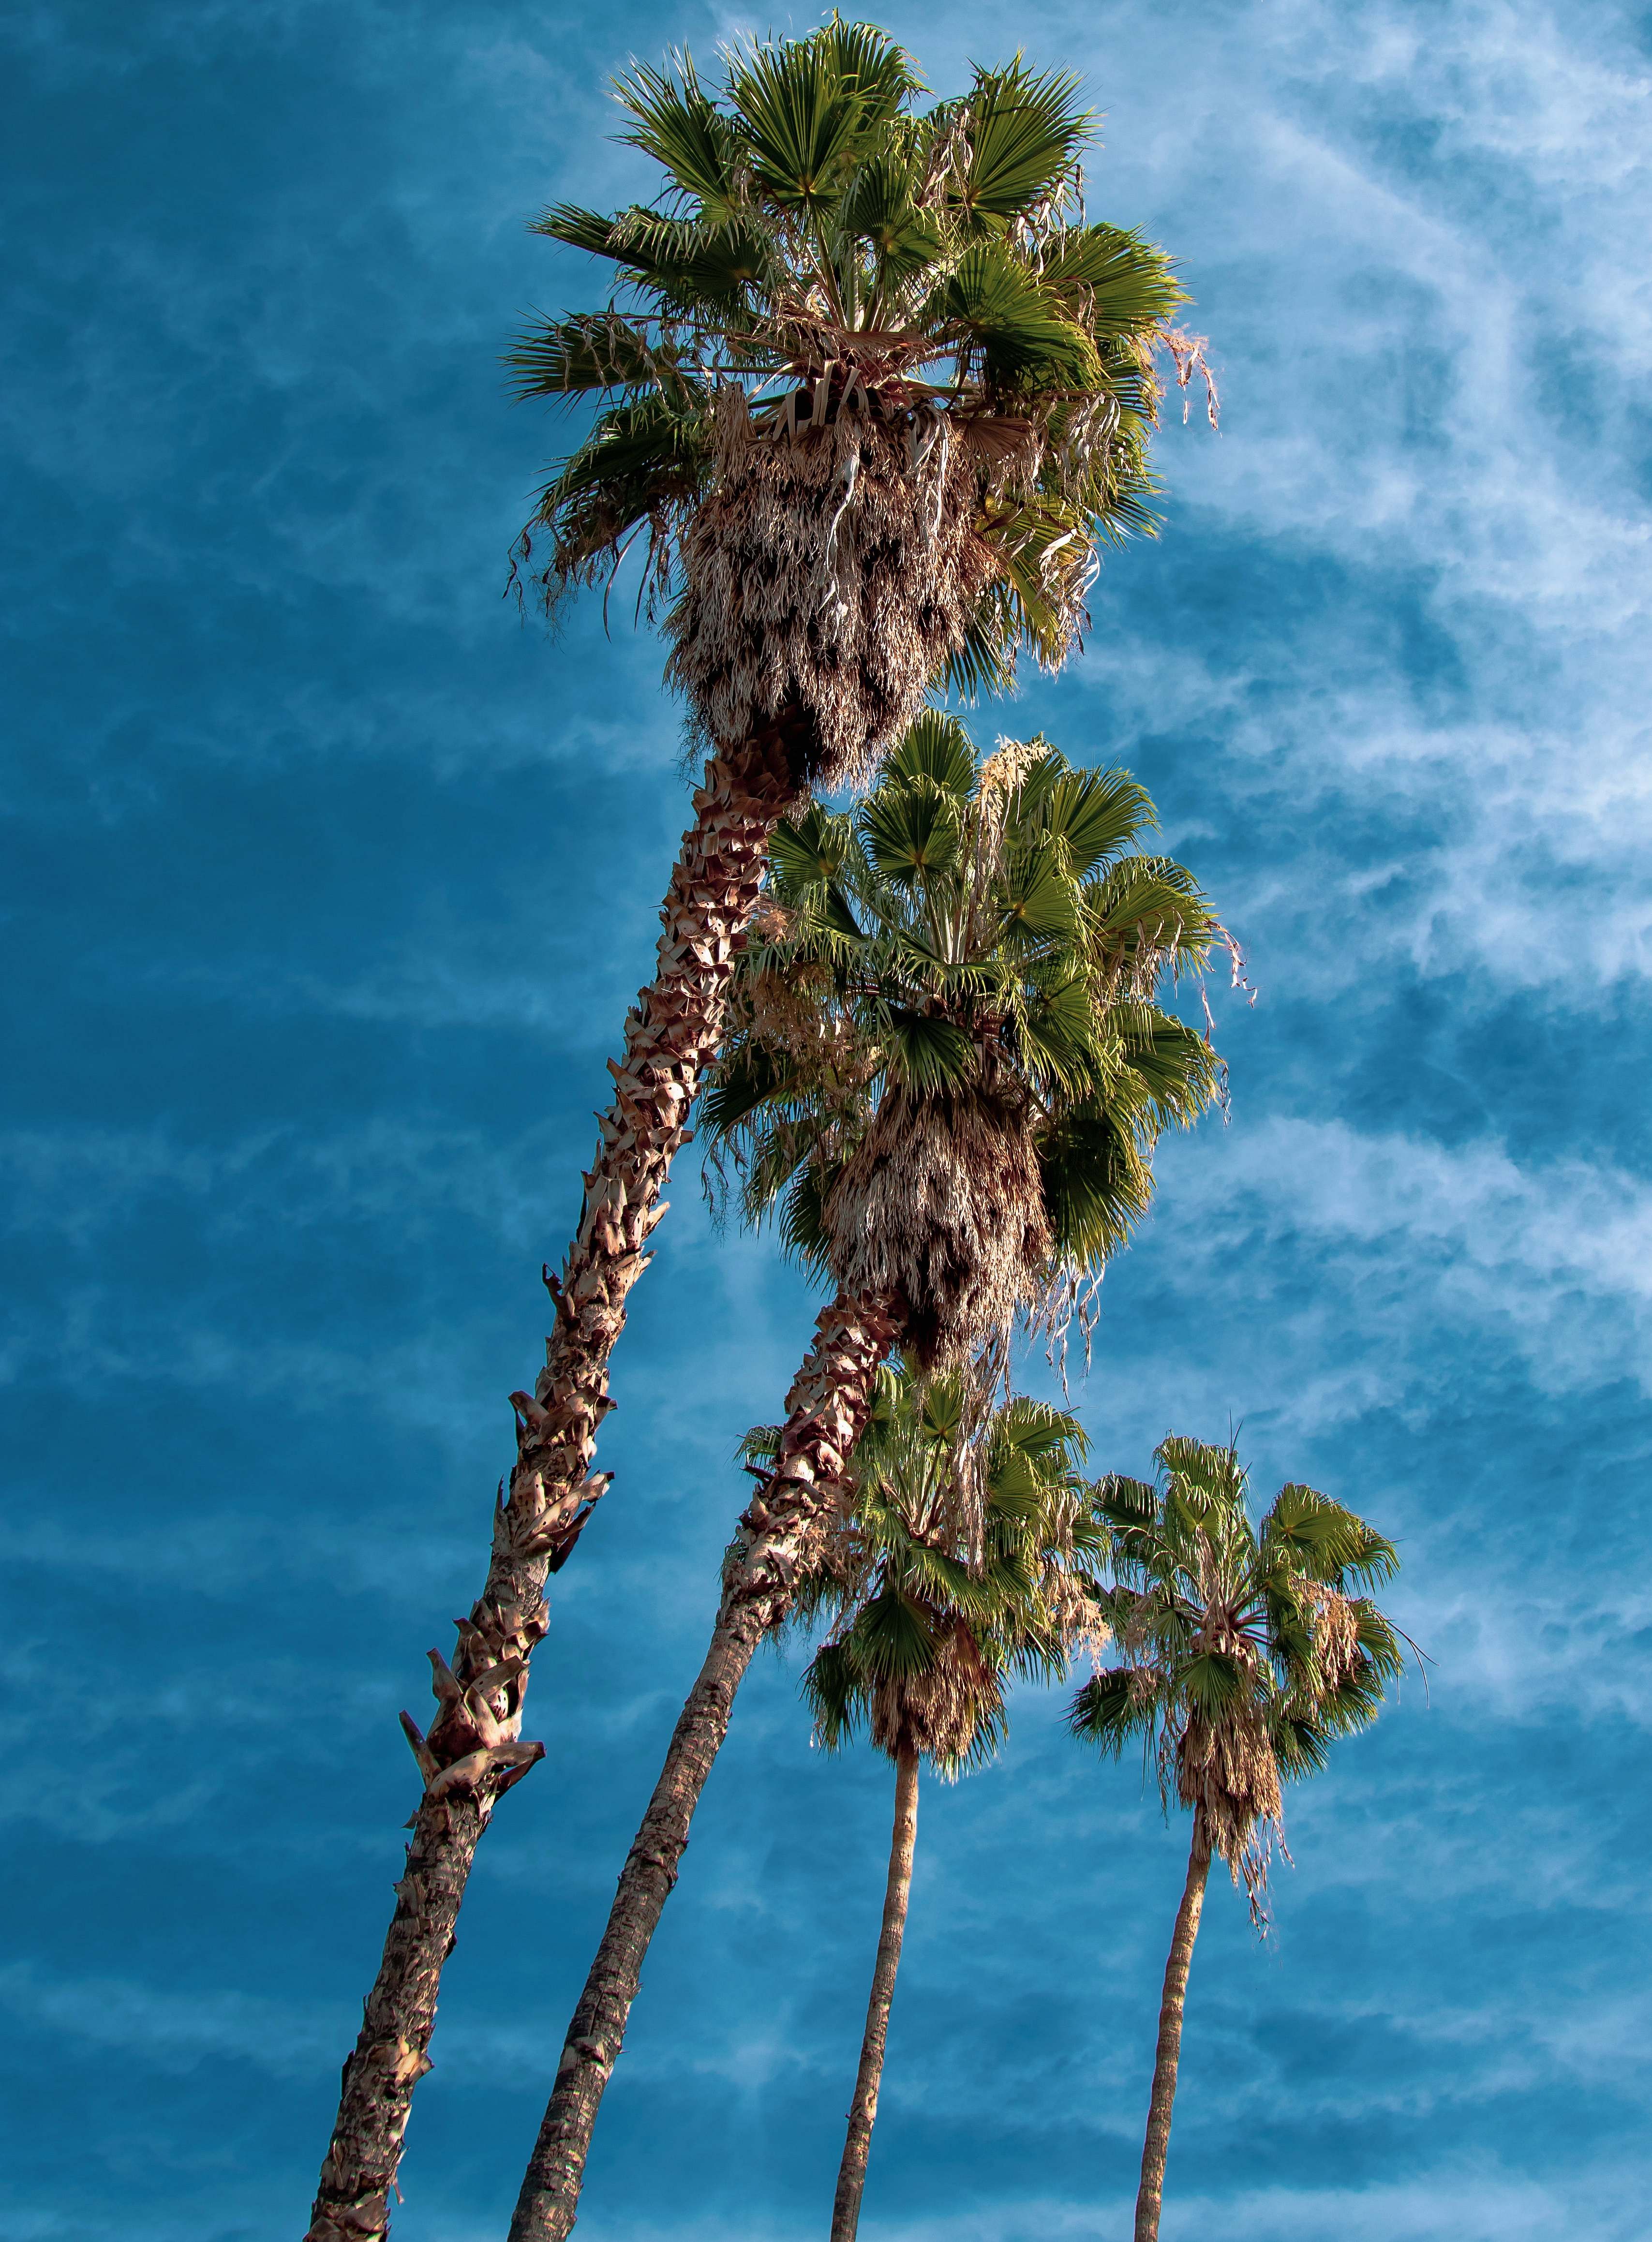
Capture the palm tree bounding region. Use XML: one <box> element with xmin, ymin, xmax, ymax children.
<box><xmin>310</xmin><ymin>28</ymin><xmax>1206</xmax><ymax>2237</ymax></box>
<box><xmin>506</xmin><ymin>714</ymin><xmax>1224</xmax><ymax>2240</ymax></box>
<box><xmin>772</xmin><ymin>1367</ymin><xmax>1104</xmax><ymax>2242</ymax></box>
<box><xmin>1067</xmin><ymin>1436</ymin><xmax>1402</xmax><ymax>2242</ymax></box>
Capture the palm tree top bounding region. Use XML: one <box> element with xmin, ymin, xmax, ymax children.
<box><xmin>511</xmin><ymin>20</ymin><xmax>1216</xmax><ymax>697</ymax></box>
<box><xmin>702</xmin><ymin>711</ymin><xmax>1225</xmax><ymax>1367</ymax></box>
<box><xmin>749</xmin><ymin>1363</ymin><xmax>1107</xmax><ymax>1775</ymax></box>
<box><xmin>1071</xmin><ymin>1434</ymin><xmax>1403</xmax><ymax>1915</ymax></box>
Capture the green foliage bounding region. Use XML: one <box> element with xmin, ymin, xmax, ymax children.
<box><xmin>1068</xmin><ymin>1433</ymin><xmax>1403</xmax><ymax>1903</ymax></box>
<box><xmin>700</xmin><ymin>713</ymin><xmax>1223</xmax><ymax>1317</ymax></box>
<box><xmin>511</xmin><ymin>20</ymin><xmax>1204</xmax><ymax>653</ymax></box>
<box><xmin>747</xmin><ymin>1365</ymin><xmax>1103</xmax><ymax>1774</ymax></box>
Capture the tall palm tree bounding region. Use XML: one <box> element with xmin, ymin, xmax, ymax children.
<box><xmin>1067</xmin><ymin>1436</ymin><xmax>1402</xmax><ymax>2242</ymax></box>
<box><xmin>506</xmin><ymin>715</ymin><xmax>1224</xmax><ymax>2241</ymax></box>
<box><xmin>310</xmin><ymin>29</ymin><xmax>1205</xmax><ymax>2238</ymax></box>
<box><xmin>772</xmin><ymin>1367</ymin><xmax>1103</xmax><ymax>2242</ymax></box>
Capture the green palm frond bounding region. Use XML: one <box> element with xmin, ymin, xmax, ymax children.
<box><xmin>955</xmin><ymin>59</ymin><xmax>1091</xmax><ymax>222</ymax></box>
<box><xmin>1038</xmin><ymin>1094</ymin><xmax>1154</xmax><ymax>1264</ymax></box>
<box><xmin>931</xmin><ymin>241</ymin><xmax>1102</xmax><ymax>391</ymax></box>
<box><xmin>882</xmin><ymin>1010</ymin><xmax>976</xmax><ymax>1093</ymax></box>
<box><xmin>505</xmin><ymin>309</ymin><xmax>677</xmax><ymax>399</ymax></box>
<box><xmin>887</xmin><ymin>710</ymin><xmax>979</xmax><ymax>794</ymax></box>
<box><xmin>860</xmin><ymin>780</ymin><xmax>964</xmax><ymax>886</ymax></box>
<box><xmin>613</xmin><ymin>55</ymin><xmax>744</xmax><ymax>214</ymax></box>
<box><xmin>725</xmin><ymin>35</ymin><xmax>879</xmax><ymax>214</ymax></box>
<box><xmin>1040</xmin><ymin>223</ymin><xmax>1188</xmax><ymax>327</ymax></box>
<box><xmin>1041</xmin><ymin>766</ymin><xmax>1157</xmax><ymax>874</ymax></box>
<box><xmin>1069</xmin><ymin>1663</ymin><xmax>1166</xmax><ymax>1754</ymax></box>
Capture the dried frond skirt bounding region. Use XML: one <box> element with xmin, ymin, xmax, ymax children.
<box><xmin>1180</xmin><ymin>1707</ymin><xmax>1285</xmax><ymax>1909</ymax></box>
<box><xmin>869</xmin><ymin>1627</ymin><xmax>1001</xmax><ymax>1771</ymax></box>
<box><xmin>669</xmin><ymin>397</ymin><xmax>996</xmax><ymax>793</ymax></box>
<box><xmin>825</xmin><ymin>1090</ymin><xmax>1053</xmax><ymax>1369</ymax></box>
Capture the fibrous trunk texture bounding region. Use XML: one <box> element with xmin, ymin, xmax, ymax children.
<box><xmin>306</xmin><ymin>728</ymin><xmax>804</xmax><ymax>2242</ymax></box>
<box><xmin>669</xmin><ymin>394</ymin><xmax>996</xmax><ymax>795</ymax></box>
<box><xmin>831</xmin><ymin>1745</ymin><xmax>920</xmax><ymax>2242</ymax></box>
<box><xmin>507</xmin><ymin>1290</ymin><xmax>900</xmax><ymax>2242</ymax></box>
<box><xmin>1134</xmin><ymin>1813</ymin><xmax>1212</xmax><ymax>2242</ymax></box>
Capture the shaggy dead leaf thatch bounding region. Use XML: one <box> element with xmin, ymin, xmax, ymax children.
<box><xmin>1178</xmin><ymin>1699</ymin><xmax>1285</xmax><ymax>1921</ymax></box>
<box><xmin>824</xmin><ymin>1086</ymin><xmax>1053</xmax><ymax>1371</ymax></box>
<box><xmin>1304</xmin><ymin>1582</ymin><xmax>1362</xmax><ymax>1689</ymax></box>
<box><xmin>867</xmin><ymin>1621</ymin><xmax>1002</xmax><ymax>1771</ymax></box>
<box><xmin>668</xmin><ymin>392</ymin><xmax>1004</xmax><ymax>791</ymax></box>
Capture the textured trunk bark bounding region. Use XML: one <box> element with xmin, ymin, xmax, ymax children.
<box><xmin>830</xmin><ymin>1745</ymin><xmax>919</xmax><ymax>2242</ymax></box>
<box><xmin>307</xmin><ymin>728</ymin><xmax>806</xmax><ymax>2242</ymax></box>
<box><xmin>1133</xmin><ymin>1811</ymin><xmax>1211</xmax><ymax>2242</ymax></box>
<box><xmin>507</xmin><ymin>1290</ymin><xmax>900</xmax><ymax>2242</ymax></box>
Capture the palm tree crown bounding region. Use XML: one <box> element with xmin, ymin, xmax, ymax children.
<box><xmin>702</xmin><ymin>712</ymin><xmax>1224</xmax><ymax>1367</ymax></box>
<box><xmin>1070</xmin><ymin>1435</ymin><xmax>1403</xmax><ymax>1911</ymax></box>
<box><xmin>513</xmin><ymin>21</ymin><xmax>1211</xmax><ymax>784</ymax></box>
<box><xmin>759</xmin><ymin>1366</ymin><xmax>1106</xmax><ymax>1769</ymax></box>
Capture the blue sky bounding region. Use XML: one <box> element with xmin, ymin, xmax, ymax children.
<box><xmin>3</xmin><ymin>2</ymin><xmax>1651</xmax><ymax>2238</ymax></box>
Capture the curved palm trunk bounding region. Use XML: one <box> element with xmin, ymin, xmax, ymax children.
<box><xmin>1134</xmin><ymin>1810</ymin><xmax>1212</xmax><ymax>2242</ymax></box>
<box><xmin>831</xmin><ymin>1744</ymin><xmax>919</xmax><ymax>2242</ymax></box>
<box><xmin>307</xmin><ymin>729</ymin><xmax>807</xmax><ymax>2242</ymax></box>
<box><xmin>507</xmin><ymin>1289</ymin><xmax>900</xmax><ymax>2242</ymax></box>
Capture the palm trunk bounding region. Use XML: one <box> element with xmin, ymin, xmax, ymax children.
<box><xmin>1134</xmin><ymin>1810</ymin><xmax>1211</xmax><ymax>2242</ymax></box>
<box><xmin>307</xmin><ymin>730</ymin><xmax>807</xmax><ymax>2242</ymax></box>
<box><xmin>507</xmin><ymin>1289</ymin><xmax>900</xmax><ymax>2242</ymax></box>
<box><xmin>831</xmin><ymin>1744</ymin><xmax>919</xmax><ymax>2242</ymax></box>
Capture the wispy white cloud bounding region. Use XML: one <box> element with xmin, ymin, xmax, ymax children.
<box><xmin>1013</xmin><ymin>0</ymin><xmax>1652</xmax><ymax>998</ymax></box>
<box><xmin>0</xmin><ymin>1117</ymin><xmax>557</xmax><ymax>1247</ymax></box>
<box><xmin>860</xmin><ymin>2168</ymin><xmax>1652</xmax><ymax>2242</ymax></box>
<box><xmin>1145</xmin><ymin>1114</ymin><xmax>1652</xmax><ymax>1408</ymax></box>
<box><xmin>0</xmin><ymin>1960</ymin><xmax>339</xmax><ymax>2079</ymax></box>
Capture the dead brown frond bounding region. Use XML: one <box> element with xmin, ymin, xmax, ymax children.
<box><xmin>823</xmin><ymin>1087</ymin><xmax>1053</xmax><ymax>1370</ymax></box>
<box><xmin>869</xmin><ymin>1617</ymin><xmax>1000</xmax><ymax>1771</ymax></box>
<box><xmin>742</xmin><ymin>956</ymin><xmax>847</xmax><ymax>1054</ymax></box>
<box><xmin>1179</xmin><ymin>1700</ymin><xmax>1285</xmax><ymax>1927</ymax></box>
<box><xmin>1033</xmin><ymin>1261</ymin><xmax>1107</xmax><ymax>1394</ymax></box>
<box><xmin>1304</xmin><ymin>1584</ymin><xmax>1361</xmax><ymax>1690</ymax></box>
<box><xmin>1159</xmin><ymin>326</ymin><xmax>1221</xmax><ymax>431</ymax></box>
<box><xmin>1041</xmin><ymin>1561</ymin><xmax>1111</xmax><ymax>1673</ymax></box>
<box><xmin>979</xmin><ymin>734</ymin><xmax>1049</xmax><ymax>801</ymax></box>
<box><xmin>747</xmin><ymin>895</ymin><xmax>795</xmax><ymax>947</ymax></box>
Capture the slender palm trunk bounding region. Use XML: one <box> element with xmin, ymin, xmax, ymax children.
<box><xmin>1134</xmin><ymin>1810</ymin><xmax>1211</xmax><ymax>2242</ymax></box>
<box><xmin>831</xmin><ymin>1744</ymin><xmax>919</xmax><ymax>2242</ymax></box>
<box><xmin>307</xmin><ymin>729</ymin><xmax>807</xmax><ymax>2242</ymax></box>
<box><xmin>507</xmin><ymin>1290</ymin><xmax>900</xmax><ymax>2242</ymax></box>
